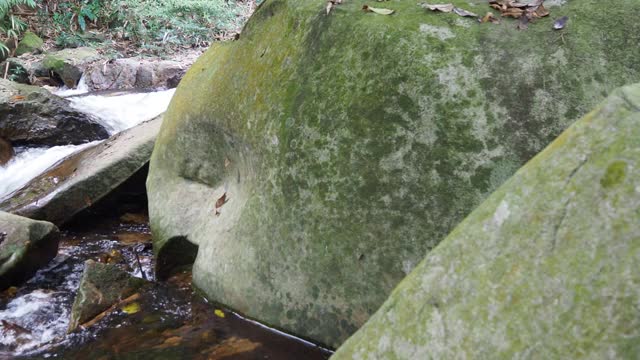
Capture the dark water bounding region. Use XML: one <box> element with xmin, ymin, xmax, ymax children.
<box><xmin>0</xmin><ymin>213</ymin><xmax>331</xmax><ymax>359</ymax></box>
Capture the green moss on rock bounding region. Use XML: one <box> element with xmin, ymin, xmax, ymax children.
<box><xmin>148</xmin><ymin>0</ymin><xmax>640</xmax><ymax>348</ymax></box>
<box><xmin>15</xmin><ymin>31</ymin><xmax>43</xmax><ymax>56</ymax></box>
<box><xmin>332</xmin><ymin>83</ymin><xmax>640</xmax><ymax>359</ymax></box>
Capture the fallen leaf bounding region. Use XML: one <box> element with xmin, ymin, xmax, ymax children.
<box><xmin>553</xmin><ymin>15</ymin><xmax>568</xmax><ymax>30</ymax></box>
<box><xmin>121</xmin><ymin>301</ymin><xmax>141</xmax><ymax>314</ymax></box>
<box><xmin>480</xmin><ymin>12</ymin><xmax>500</xmax><ymax>24</ymax></box>
<box><xmin>421</xmin><ymin>3</ymin><xmax>477</xmax><ymax>18</ymax></box>
<box><xmin>215</xmin><ymin>192</ymin><xmax>229</xmax><ymax>216</ymax></box>
<box><xmin>214</xmin><ymin>309</ymin><xmax>226</xmax><ymax>318</ymax></box>
<box><xmin>421</xmin><ymin>3</ymin><xmax>454</xmax><ymax>12</ymax></box>
<box><xmin>9</xmin><ymin>95</ymin><xmax>25</xmax><ymax>102</ymax></box>
<box><xmin>326</xmin><ymin>1</ymin><xmax>333</xmax><ymax>15</ymax></box>
<box><xmin>452</xmin><ymin>7</ymin><xmax>477</xmax><ymax>17</ymax></box>
<box><xmin>224</xmin><ymin>157</ymin><xmax>231</xmax><ymax>168</ymax></box>
<box><xmin>362</xmin><ymin>5</ymin><xmax>395</xmax><ymax>15</ymax></box>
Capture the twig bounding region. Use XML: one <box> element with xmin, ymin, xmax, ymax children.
<box><xmin>78</xmin><ymin>293</ymin><xmax>140</xmax><ymax>330</ymax></box>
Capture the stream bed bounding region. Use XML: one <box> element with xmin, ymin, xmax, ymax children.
<box><xmin>0</xmin><ymin>208</ymin><xmax>331</xmax><ymax>359</ymax></box>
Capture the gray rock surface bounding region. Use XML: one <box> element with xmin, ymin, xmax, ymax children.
<box><xmin>0</xmin><ymin>78</ymin><xmax>109</xmax><ymax>146</ymax></box>
<box><xmin>0</xmin><ymin>116</ymin><xmax>162</xmax><ymax>225</ymax></box>
<box><xmin>0</xmin><ymin>211</ymin><xmax>59</xmax><ymax>290</ymax></box>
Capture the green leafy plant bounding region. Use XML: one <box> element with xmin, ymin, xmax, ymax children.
<box><xmin>0</xmin><ymin>0</ymin><xmax>35</xmax><ymax>56</ymax></box>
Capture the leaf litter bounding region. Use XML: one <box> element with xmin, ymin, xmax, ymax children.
<box><xmin>362</xmin><ymin>5</ymin><xmax>395</xmax><ymax>15</ymax></box>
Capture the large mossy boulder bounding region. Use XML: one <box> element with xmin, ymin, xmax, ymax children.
<box><xmin>43</xmin><ymin>47</ymin><xmax>102</xmax><ymax>88</ymax></box>
<box><xmin>0</xmin><ymin>116</ymin><xmax>162</xmax><ymax>226</ymax></box>
<box><xmin>332</xmin><ymin>83</ymin><xmax>640</xmax><ymax>359</ymax></box>
<box><xmin>15</xmin><ymin>31</ymin><xmax>43</xmax><ymax>56</ymax></box>
<box><xmin>0</xmin><ymin>79</ymin><xmax>108</xmax><ymax>146</ymax></box>
<box><xmin>0</xmin><ymin>211</ymin><xmax>59</xmax><ymax>290</ymax></box>
<box><xmin>147</xmin><ymin>0</ymin><xmax>640</xmax><ymax>347</ymax></box>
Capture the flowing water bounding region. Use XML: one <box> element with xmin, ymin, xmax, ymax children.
<box><xmin>0</xmin><ymin>80</ymin><xmax>175</xmax><ymax>200</ymax></box>
<box><xmin>0</xmin><ymin>82</ymin><xmax>332</xmax><ymax>358</ymax></box>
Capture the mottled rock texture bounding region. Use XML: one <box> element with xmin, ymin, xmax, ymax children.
<box><xmin>147</xmin><ymin>0</ymin><xmax>640</xmax><ymax>347</ymax></box>
<box><xmin>68</xmin><ymin>260</ymin><xmax>147</xmax><ymax>332</ymax></box>
<box><xmin>0</xmin><ymin>211</ymin><xmax>59</xmax><ymax>290</ymax></box>
<box><xmin>43</xmin><ymin>47</ymin><xmax>102</xmax><ymax>88</ymax></box>
<box><xmin>0</xmin><ymin>79</ymin><xmax>108</xmax><ymax>147</ymax></box>
<box><xmin>332</xmin><ymin>83</ymin><xmax>640</xmax><ymax>359</ymax></box>
<box><xmin>1</xmin><ymin>116</ymin><xmax>161</xmax><ymax>226</ymax></box>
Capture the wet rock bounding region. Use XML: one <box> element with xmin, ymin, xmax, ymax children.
<box><xmin>0</xmin><ymin>116</ymin><xmax>162</xmax><ymax>226</ymax></box>
<box><xmin>332</xmin><ymin>83</ymin><xmax>640</xmax><ymax>359</ymax></box>
<box><xmin>0</xmin><ymin>211</ymin><xmax>59</xmax><ymax>290</ymax></box>
<box><xmin>42</xmin><ymin>47</ymin><xmax>102</xmax><ymax>88</ymax></box>
<box><xmin>0</xmin><ymin>55</ymin><xmax>49</xmax><ymax>85</ymax></box>
<box><xmin>83</xmin><ymin>58</ymin><xmax>186</xmax><ymax>91</ymax></box>
<box><xmin>147</xmin><ymin>0</ymin><xmax>640</xmax><ymax>347</ymax></box>
<box><xmin>15</xmin><ymin>32</ymin><xmax>43</xmax><ymax>57</ymax></box>
<box><xmin>0</xmin><ymin>138</ymin><xmax>13</xmax><ymax>165</ymax></box>
<box><xmin>68</xmin><ymin>260</ymin><xmax>148</xmax><ymax>332</ymax></box>
<box><xmin>0</xmin><ymin>79</ymin><xmax>109</xmax><ymax>146</ymax></box>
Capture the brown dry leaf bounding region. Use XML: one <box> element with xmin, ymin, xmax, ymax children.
<box><xmin>362</xmin><ymin>5</ymin><xmax>395</xmax><ymax>15</ymax></box>
<box><xmin>502</xmin><ymin>7</ymin><xmax>524</xmax><ymax>18</ymax></box>
<box><xmin>481</xmin><ymin>12</ymin><xmax>500</xmax><ymax>24</ymax></box>
<box><xmin>214</xmin><ymin>192</ymin><xmax>229</xmax><ymax>216</ymax></box>
<box><xmin>9</xmin><ymin>95</ymin><xmax>25</xmax><ymax>102</ymax></box>
<box><xmin>224</xmin><ymin>157</ymin><xmax>231</xmax><ymax>168</ymax></box>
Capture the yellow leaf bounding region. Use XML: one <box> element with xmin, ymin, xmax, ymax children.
<box><xmin>363</xmin><ymin>5</ymin><xmax>395</xmax><ymax>15</ymax></box>
<box><xmin>121</xmin><ymin>302</ymin><xmax>141</xmax><ymax>314</ymax></box>
<box><xmin>214</xmin><ymin>309</ymin><xmax>225</xmax><ymax>318</ymax></box>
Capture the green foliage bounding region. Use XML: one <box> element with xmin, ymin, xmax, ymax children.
<box><xmin>100</xmin><ymin>0</ymin><xmax>250</xmax><ymax>47</ymax></box>
<box><xmin>0</xmin><ymin>0</ymin><xmax>35</xmax><ymax>56</ymax></box>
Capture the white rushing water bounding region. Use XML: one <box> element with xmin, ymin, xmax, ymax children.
<box><xmin>0</xmin><ymin>142</ymin><xmax>98</xmax><ymax>200</ymax></box>
<box><xmin>0</xmin><ymin>84</ymin><xmax>175</xmax><ymax>199</ymax></box>
<box><xmin>67</xmin><ymin>88</ymin><xmax>175</xmax><ymax>134</ymax></box>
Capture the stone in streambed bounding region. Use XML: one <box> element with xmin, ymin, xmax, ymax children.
<box><xmin>0</xmin><ymin>116</ymin><xmax>162</xmax><ymax>226</ymax></box>
<box><xmin>42</xmin><ymin>47</ymin><xmax>102</xmax><ymax>88</ymax></box>
<box><xmin>68</xmin><ymin>260</ymin><xmax>148</xmax><ymax>332</ymax></box>
<box><xmin>332</xmin><ymin>83</ymin><xmax>640</xmax><ymax>359</ymax></box>
<box><xmin>0</xmin><ymin>211</ymin><xmax>59</xmax><ymax>290</ymax></box>
<box><xmin>147</xmin><ymin>0</ymin><xmax>640</xmax><ymax>347</ymax></box>
<box><xmin>0</xmin><ymin>78</ymin><xmax>108</xmax><ymax>147</ymax></box>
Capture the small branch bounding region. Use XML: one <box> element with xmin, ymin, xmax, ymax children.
<box><xmin>78</xmin><ymin>293</ymin><xmax>140</xmax><ymax>330</ymax></box>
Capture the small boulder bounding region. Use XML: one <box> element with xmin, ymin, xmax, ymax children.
<box><xmin>68</xmin><ymin>260</ymin><xmax>148</xmax><ymax>332</ymax></box>
<box><xmin>84</xmin><ymin>58</ymin><xmax>185</xmax><ymax>91</ymax></box>
<box><xmin>42</xmin><ymin>47</ymin><xmax>102</xmax><ymax>88</ymax></box>
<box><xmin>0</xmin><ymin>211</ymin><xmax>59</xmax><ymax>290</ymax></box>
<box><xmin>0</xmin><ymin>137</ymin><xmax>13</xmax><ymax>165</ymax></box>
<box><xmin>0</xmin><ymin>78</ymin><xmax>109</xmax><ymax>146</ymax></box>
<box><xmin>15</xmin><ymin>32</ymin><xmax>44</xmax><ymax>56</ymax></box>
<box><xmin>0</xmin><ymin>116</ymin><xmax>162</xmax><ymax>225</ymax></box>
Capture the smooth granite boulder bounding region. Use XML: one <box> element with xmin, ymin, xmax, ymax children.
<box><xmin>332</xmin><ymin>84</ymin><xmax>640</xmax><ymax>359</ymax></box>
<box><xmin>0</xmin><ymin>116</ymin><xmax>162</xmax><ymax>225</ymax></box>
<box><xmin>42</xmin><ymin>47</ymin><xmax>102</xmax><ymax>88</ymax></box>
<box><xmin>0</xmin><ymin>211</ymin><xmax>59</xmax><ymax>290</ymax></box>
<box><xmin>147</xmin><ymin>0</ymin><xmax>640</xmax><ymax>347</ymax></box>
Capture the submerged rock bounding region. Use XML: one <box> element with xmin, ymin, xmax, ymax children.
<box><xmin>68</xmin><ymin>260</ymin><xmax>148</xmax><ymax>332</ymax></box>
<box><xmin>0</xmin><ymin>116</ymin><xmax>162</xmax><ymax>226</ymax></box>
<box><xmin>0</xmin><ymin>79</ymin><xmax>108</xmax><ymax>147</ymax></box>
<box><xmin>15</xmin><ymin>32</ymin><xmax>43</xmax><ymax>57</ymax></box>
<box><xmin>0</xmin><ymin>211</ymin><xmax>59</xmax><ymax>290</ymax></box>
<box><xmin>42</xmin><ymin>47</ymin><xmax>102</xmax><ymax>88</ymax></box>
<box><xmin>332</xmin><ymin>84</ymin><xmax>640</xmax><ymax>358</ymax></box>
<box><xmin>147</xmin><ymin>0</ymin><xmax>640</xmax><ymax>347</ymax></box>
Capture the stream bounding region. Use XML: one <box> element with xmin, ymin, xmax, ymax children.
<box><xmin>0</xmin><ymin>82</ymin><xmax>332</xmax><ymax>359</ymax></box>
